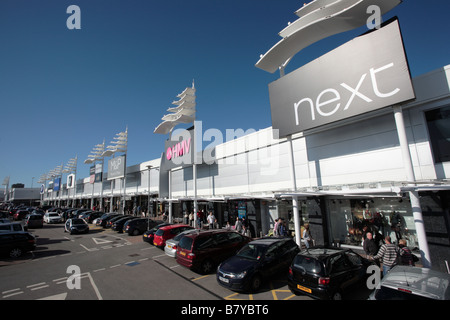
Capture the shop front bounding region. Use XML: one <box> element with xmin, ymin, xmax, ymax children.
<box><xmin>327</xmin><ymin>196</ymin><xmax>417</xmax><ymax>249</ymax></box>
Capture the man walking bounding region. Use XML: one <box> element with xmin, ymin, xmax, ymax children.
<box><xmin>372</xmin><ymin>236</ymin><xmax>399</xmax><ymax>276</ymax></box>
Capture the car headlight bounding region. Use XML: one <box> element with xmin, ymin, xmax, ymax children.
<box><xmin>234</xmin><ymin>271</ymin><xmax>247</xmax><ymax>279</ymax></box>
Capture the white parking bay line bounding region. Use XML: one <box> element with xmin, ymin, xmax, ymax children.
<box><xmin>2</xmin><ymin>288</ymin><xmax>24</xmax><ymax>298</ymax></box>
<box><xmin>27</xmin><ymin>282</ymin><xmax>47</xmax><ymax>289</ymax></box>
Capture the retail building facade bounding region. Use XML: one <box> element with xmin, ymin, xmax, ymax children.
<box><xmin>42</xmin><ymin>65</ymin><xmax>450</xmax><ymax>273</ymax></box>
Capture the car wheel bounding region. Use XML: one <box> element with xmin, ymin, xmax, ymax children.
<box><xmin>331</xmin><ymin>290</ymin><xmax>343</xmax><ymax>300</ymax></box>
<box><xmin>249</xmin><ymin>274</ymin><xmax>262</xmax><ymax>292</ymax></box>
<box><xmin>200</xmin><ymin>259</ymin><xmax>214</xmax><ymax>274</ymax></box>
<box><xmin>132</xmin><ymin>229</ymin><xmax>140</xmax><ymax>236</ymax></box>
<box><xmin>9</xmin><ymin>248</ymin><xmax>22</xmax><ymax>258</ymax></box>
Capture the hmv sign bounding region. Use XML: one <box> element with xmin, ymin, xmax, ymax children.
<box><xmin>269</xmin><ymin>19</ymin><xmax>415</xmax><ymax>138</ymax></box>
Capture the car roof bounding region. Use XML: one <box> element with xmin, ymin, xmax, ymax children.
<box><xmin>159</xmin><ymin>224</ymin><xmax>191</xmax><ymax>230</ymax></box>
<box><xmin>296</xmin><ymin>247</ymin><xmax>347</xmax><ymax>260</ymax></box>
<box><xmin>249</xmin><ymin>237</ymin><xmax>293</xmax><ymax>246</ymax></box>
<box><xmin>184</xmin><ymin>229</ymin><xmax>237</xmax><ymax>238</ymax></box>
<box><xmin>380</xmin><ymin>266</ymin><xmax>450</xmax><ymax>300</ymax></box>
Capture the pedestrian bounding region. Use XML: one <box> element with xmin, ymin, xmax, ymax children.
<box><xmin>302</xmin><ymin>224</ymin><xmax>313</xmax><ymax>248</ymax></box>
<box><xmin>398</xmin><ymin>239</ymin><xmax>415</xmax><ymax>266</ymax></box>
<box><xmin>363</xmin><ymin>232</ymin><xmax>379</xmax><ymax>257</ymax></box>
<box><xmin>234</xmin><ymin>217</ymin><xmax>243</xmax><ymax>233</ymax></box>
<box><xmin>189</xmin><ymin>211</ymin><xmax>194</xmax><ymax>227</ymax></box>
<box><xmin>278</xmin><ymin>218</ymin><xmax>288</xmax><ymax>237</ymax></box>
<box><xmin>207</xmin><ymin>211</ymin><xmax>216</xmax><ymax>229</ymax></box>
<box><xmin>196</xmin><ymin>210</ymin><xmax>203</xmax><ymax>229</ymax></box>
<box><xmin>273</xmin><ymin>218</ymin><xmax>280</xmax><ymax>237</ymax></box>
<box><xmin>372</xmin><ymin>236</ymin><xmax>400</xmax><ymax>276</ymax></box>
<box><xmin>242</xmin><ymin>225</ymin><xmax>251</xmax><ymax>237</ymax></box>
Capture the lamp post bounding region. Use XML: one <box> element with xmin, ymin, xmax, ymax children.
<box><xmin>84</xmin><ymin>141</ymin><xmax>105</xmax><ymax>210</ymax></box>
<box><xmin>154</xmin><ymin>81</ymin><xmax>197</xmax><ymax>223</ymax></box>
<box><xmin>63</xmin><ymin>156</ymin><xmax>78</xmax><ymax>208</ymax></box>
<box><xmin>101</xmin><ymin>128</ymin><xmax>128</xmax><ymax>214</ymax></box>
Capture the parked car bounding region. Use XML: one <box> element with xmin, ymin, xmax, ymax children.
<box><xmin>13</xmin><ymin>210</ymin><xmax>30</xmax><ymax>221</ymax></box>
<box><xmin>44</xmin><ymin>212</ymin><xmax>63</xmax><ymax>224</ymax></box>
<box><xmin>24</xmin><ymin>214</ymin><xmax>44</xmax><ymax>229</ymax></box>
<box><xmin>0</xmin><ymin>232</ymin><xmax>36</xmax><ymax>258</ymax></box>
<box><xmin>287</xmin><ymin>247</ymin><xmax>375</xmax><ymax>300</ymax></box>
<box><xmin>164</xmin><ymin>229</ymin><xmax>199</xmax><ymax>257</ymax></box>
<box><xmin>96</xmin><ymin>213</ymin><xmax>120</xmax><ymax>227</ymax></box>
<box><xmin>143</xmin><ymin>222</ymin><xmax>171</xmax><ymax>243</ymax></box>
<box><xmin>0</xmin><ymin>222</ymin><xmax>26</xmax><ymax>233</ymax></box>
<box><xmin>176</xmin><ymin>229</ymin><xmax>251</xmax><ymax>274</ymax></box>
<box><xmin>153</xmin><ymin>224</ymin><xmax>194</xmax><ymax>248</ymax></box>
<box><xmin>65</xmin><ymin>218</ymin><xmax>89</xmax><ymax>234</ymax></box>
<box><xmin>124</xmin><ymin>218</ymin><xmax>160</xmax><ymax>236</ymax></box>
<box><xmin>112</xmin><ymin>216</ymin><xmax>138</xmax><ymax>233</ymax></box>
<box><xmin>369</xmin><ymin>265</ymin><xmax>450</xmax><ymax>300</ymax></box>
<box><xmin>217</xmin><ymin>237</ymin><xmax>300</xmax><ymax>292</ymax></box>
<box><xmin>82</xmin><ymin>211</ymin><xmax>104</xmax><ymax>223</ymax></box>
<box><xmin>106</xmin><ymin>215</ymin><xmax>131</xmax><ymax>228</ymax></box>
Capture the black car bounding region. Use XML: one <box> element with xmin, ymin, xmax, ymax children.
<box><xmin>82</xmin><ymin>211</ymin><xmax>104</xmax><ymax>224</ymax></box>
<box><xmin>287</xmin><ymin>247</ymin><xmax>375</xmax><ymax>300</ymax></box>
<box><xmin>112</xmin><ymin>216</ymin><xmax>138</xmax><ymax>233</ymax></box>
<box><xmin>142</xmin><ymin>222</ymin><xmax>171</xmax><ymax>243</ymax></box>
<box><xmin>124</xmin><ymin>218</ymin><xmax>159</xmax><ymax>236</ymax></box>
<box><xmin>64</xmin><ymin>218</ymin><xmax>89</xmax><ymax>234</ymax></box>
<box><xmin>96</xmin><ymin>213</ymin><xmax>120</xmax><ymax>227</ymax></box>
<box><xmin>217</xmin><ymin>238</ymin><xmax>300</xmax><ymax>292</ymax></box>
<box><xmin>0</xmin><ymin>232</ymin><xmax>36</xmax><ymax>258</ymax></box>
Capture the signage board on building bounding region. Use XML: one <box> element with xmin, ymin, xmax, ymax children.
<box><xmin>53</xmin><ymin>178</ymin><xmax>61</xmax><ymax>191</ymax></box>
<box><xmin>107</xmin><ymin>155</ymin><xmax>126</xmax><ymax>180</ymax></box>
<box><xmin>95</xmin><ymin>163</ymin><xmax>103</xmax><ymax>182</ymax></box>
<box><xmin>67</xmin><ymin>174</ymin><xmax>75</xmax><ymax>189</ymax></box>
<box><xmin>268</xmin><ymin>18</ymin><xmax>416</xmax><ymax>138</ymax></box>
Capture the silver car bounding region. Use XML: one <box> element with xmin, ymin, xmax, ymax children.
<box><xmin>369</xmin><ymin>265</ymin><xmax>450</xmax><ymax>300</ymax></box>
<box><xmin>164</xmin><ymin>229</ymin><xmax>198</xmax><ymax>258</ymax></box>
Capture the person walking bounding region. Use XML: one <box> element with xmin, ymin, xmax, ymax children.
<box><xmin>363</xmin><ymin>232</ymin><xmax>379</xmax><ymax>256</ymax></box>
<box><xmin>234</xmin><ymin>217</ymin><xmax>243</xmax><ymax>233</ymax></box>
<box><xmin>372</xmin><ymin>236</ymin><xmax>400</xmax><ymax>276</ymax></box>
<box><xmin>398</xmin><ymin>239</ymin><xmax>416</xmax><ymax>266</ymax></box>
<box><xmin>273</xmin><ymin>218</ymin><xmax>280</xmax><ymax>237</ymax></box>
<box><xmin>207</xmin><ymin>211</ymin><xmax>216</xmax><ymax>229</ymax></box>
<box><xmin>189</xmin><ymin>212</ymin><xmax>194</xmax><ymax>228</ymax></box>
<box><xmin>302</xmin><ymin>224</ymin><xmax>313</xmax><ymax>248</ymax></box>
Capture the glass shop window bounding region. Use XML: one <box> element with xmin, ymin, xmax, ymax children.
<box><xmin>426</xmin><ymin>106</ymin><xmax>450</xmax><ymax>163</ymax></box>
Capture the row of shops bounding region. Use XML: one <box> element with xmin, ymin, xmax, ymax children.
<box><xmin>8</xmin><ymin>64</ymin><xmax>450</xmax><ymax>273</ymax></box>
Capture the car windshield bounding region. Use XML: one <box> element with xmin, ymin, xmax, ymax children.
<box><xmin>49</xmin><ymin>213</ymin><xmax>59</xmax><ymax>217</ymax></box>
<box><xmin>236</xmin><ymin>244</ymin><xmax>267</xmax><ymax>261</ymax></box>
<box><xmin>72</xmin><ymin>219</ymin><xmax>86</xmax><ymax>225</ymax></box>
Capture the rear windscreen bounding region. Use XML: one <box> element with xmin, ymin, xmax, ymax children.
<box><xmin>374</xmin><ymin>286</ymin><xmax>434</xmax><ymax>300</ymax></box>
<box><xmin>292</xmin><ymin>256</ymin><xmax>325</xmax><ymax>275</ymax></box>
<box><xmin>178</xmin><ymin>236</ymin><xmax>193</xmax><ymax>250</ymax></box>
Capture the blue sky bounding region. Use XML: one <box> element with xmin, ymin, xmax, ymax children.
<box><xmin>1</xmin><ymin>0</ymin><xmax>449</xmax><ymax>188</ymax></box>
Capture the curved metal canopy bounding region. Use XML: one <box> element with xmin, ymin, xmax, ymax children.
<box><xmin>154</xmin><ymin>83</ymin><xmax>196</xmax><ymax>135</ymax></box>
<box><xmin>256</xmin><ymin>0</ymin><xmax>402</xmax><ymax>73</ymax></box>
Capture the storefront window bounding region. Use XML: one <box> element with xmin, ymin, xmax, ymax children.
<box><xmin>426</xmin><ymin>106</ymin><xmax>450</xmax><ymax>163</ymax></box>
<box><xmin>328</xmin><ymin>197</ymin><xmax>418</xmax><ymax>249</ymax></box>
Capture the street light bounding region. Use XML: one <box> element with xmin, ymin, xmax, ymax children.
<box><xmin>63</xmin><ymin>156</ymin><xmax>78</xmax><ymax>208</ymax></box>
<box><xmin>101</xmin><ymin>128</ymin><xmax>128</xmax><ymax>214</ymax></box>
<box><xmin>85</xmin><ymin>142</ymin><xmax>105</xmax><ymax>210</ymax></box>
<box><xmin>154</xmin><ymin>81</ymin><xmax>197</xmax><ymax>223</ymax></box>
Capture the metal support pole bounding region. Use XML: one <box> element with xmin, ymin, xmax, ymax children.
<box><xmin>287</xmin><ymin>135</ymin><xmax>301</xmax><ymax>247</ymax></box>
<box><xmin>393</xmin><ymin>105</ymin><xmax>431</xmax><ymax>268</ymax></box>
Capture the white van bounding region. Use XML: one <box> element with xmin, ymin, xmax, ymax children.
<box><xmin>0</xmin><ymin>222</ymin><xmax>26</xmax><ymax>233</ymax></box>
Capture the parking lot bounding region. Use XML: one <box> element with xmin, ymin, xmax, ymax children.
<box><xmin>0</xmin><ymin>220</ymin><xmax>373</xmax><ymax>301</ymax></box>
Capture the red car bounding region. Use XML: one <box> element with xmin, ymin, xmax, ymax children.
<box><xmin>176</xmin><ymin>229</ymin><xmax>251</xmax><ymax>274</ymax></box>
<box><xmin>153</xmin><ymin>224</ymin><xmax>193</xmax><ymax>248</ymax></box>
